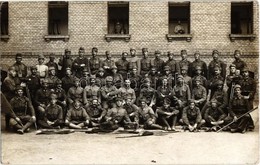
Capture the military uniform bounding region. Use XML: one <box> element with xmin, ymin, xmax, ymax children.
<box><xmin>139</xmin><ymin>85</ymin><xmax>156</xmax><ymax>106</ymax></box>
<box><xmin>165</xmin><ymin>52</ymin><xmax>180</xmax><ymax>75</ymax></box>
<box><xmin>46</xmin><ymin>56</ymin><xmax>59</xmax><ymax>76</ymax></box>
<box><xmin>27</xmin><ymin>67</ymin><xmax>41</xmax><ymax>99</ymax></box>
<box><xmin>208</xmin><ymin>51</ymin><xmax>226</xmax><ymax>80</ymax></box>
<box><xmin>89</xmin><ymin>57</ymin><xmax>102</xmax><ymax>75</ymax></box>
<box><xmin>83</xmin><ymin>84</ymin><xmax>101</xmax><ymax>106</ymax></box>
<box><xmin>190</xmin><ymin>59</ymin><xmax>208</xmax><ymax>78</ymax></box>
<box><xmin>72</xmin><ymin>57</ymin><xmax>89</xmax><ymax>78</ymax></box>
<box><xmin>191</xmin><ymin>84</ymin><xmax>207</xmax><ymax>110</ymax></box>
<box><xmin>116</xmin><ymin>55</ymin><xmax>129</xmax><ymax>80</ymax></box>
<box><xmin>58</xmin><ymin>49</ymin><xmax>73</xmax><ymax>77</ymax></box>
<box><xmin>208</xmin><ymin>75</ymin><xmax>225</xmax><ymax>98</ymax></box>
<box><xmin>67</xmin><ymin>86</ymin><xmax>84</xmax><ymax>106</ymax></box>
<box><xmin>2</xmin><ymin>74</ymin><xmax>21</xmax><ymax>101</ymax></box>
<box><xmin>156</xmin><ymin>85</ymin><xmax>172</xmax><ymax>107</ymax></box>
<box><xmin>204</xmin><ymin>105</ymin><xmax>226</xmax><ymax>127</ymax></box>
<box><xmin>12</xmin><ymin>56</ymin><xmax>28</xmax><ymax>78</ymax></box>
<box><xmin>152</xmin><ymin>51</ymin><xmax>165</xmax><ymax>74</ymax></box>
<box><xmin>140</xmin><ymin>58</ymin><xmax>152</xmax><ymax>76</ymax></box>
<box><xmin>61</xmin><ymin>68</ymin><xmax>76</xmax><ymax>93</ymax></box>
<box><xmin>102</xmin><ymin>58</ymin><xmax>115</xmax><ymax>76</ymax></box>
<box><xmin>66</xmin><ymin>105</ymin><xmax>90</xmax><ymax>126</ymax></box>
<box><xmin>182</xmin><ymin>104</ymin><xmax>204</xmax><ymax>127</ymax></box>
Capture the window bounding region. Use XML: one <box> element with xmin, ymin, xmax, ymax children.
<box><xmin>1</xmin><ymin>2</ymin><xmax>9</xmax><ymax>41</ymax></box>
<box><xmin>45</xmin><ymin>1</ymin><xmax>69</xmax><ymax>41</ymax></box>
<box><xmin>105</xmin><ymin>2</ymin><xmax>130</xmax><ymax>42</ymax></box>
<box><xmin>166</xmin><ymin>2</ymin><xmax>192</xmax><ymax>42</ymax></box>
<box><xmin>230</xmin><ymin>2</ymin><xmax>255</xmax><ymax>41</ymax></box>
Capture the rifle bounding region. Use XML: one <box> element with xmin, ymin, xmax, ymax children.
<box><xmin>217</xmin><ymin>106</ymin><xmax>258</xmax><ymax>133</ymax></box>
<box><xmin>36</xmin><ymin>128</ymin><xmax>89</xmax><ymax>135</ymax></box>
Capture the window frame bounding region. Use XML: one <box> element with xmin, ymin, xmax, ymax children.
<box><xmin>1</xmin><ymin>2</ymin><xmax>9</xmax><ymax>41</ymax></box>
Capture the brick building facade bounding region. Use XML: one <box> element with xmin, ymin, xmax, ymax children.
<box><xmin>0</xmin><ymin>1</ymin><xmax>259</xmax><ymax>76</ymax></box>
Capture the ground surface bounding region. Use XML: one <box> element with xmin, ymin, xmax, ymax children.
<box><xmin>1</xmin><ymin>110</ymin><xmax>259</xmax><ymax>165</ymax></box>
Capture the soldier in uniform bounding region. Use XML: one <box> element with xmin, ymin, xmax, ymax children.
<box><xmin>191</xmin><ymin>66</ymin><xmax>207</xmax><ymax>91</ymax></box>
<box><xmin>37</xmin><ymin>94</ymin><xmax>64</xmax><ymax>129</ymax></box>
<box><xmin>100</xmin><ymin>76</ymin><xmax>119</xmax><ymax>109</ymax></box>
<box><xmin>140</xmin><ymin>48</ymin><xmax>152</xmax><ymax>76</ymax></box>
<box><xmin>116</xmin><ymin>52</ymin><xmax>129</xmax><ymax>80</ymax></box>
<box><xmin>2</xmin><ymin>66</ymin><xmax>22</xmax><ymax>101</ymax></box>
<box><xmin>208</xmin><ymin>66</ymin><xmax>225</xmax><ymax>99</ymax></box>
<box><xmin>45</xmin><ymin>53</ymin><xmax>59</xmax><ymax>76</ymax></box>
<box><xmin>35</xmin><ymin>79</ymin><xmax>52</xmax><ymax>122</ymax></box>
<box><xmin>204</xmin><ymin>99</ymin><xmax>226</xmax><ymax>131</ymax></box>
<box><xmin>123</xmin><ymin>97</ymin><xmax>140</xmax><ymax>127</ymax></box>
<box><xmin>100</xmin><ymin>97</ymin><xmax>132</xmax><ymax>131</ymax></box>
<box><xmin>45</xmin><ymin>66</ymin><xmax>60</xmax><ymax>90</ymax></box>
<box><xmin>111</xmin><ymin>65</ymin><xmax>124</xmax><ymax>89</ymax></box>
<box><xmin>208</xmin><ymin>50</ymin><xmax>226</xmax><ymax>80</ymax></box>
<box><xmin>27</xmin><ymin>66</ymin><xmax>41</xmax><ymax>100</ymax></box>
<box><xmin>12</xmin><ymin>53</ymin><xmax>28</xmax><ymax>79</ymax></box>
<box><xmin>86</xmin><ymin>96</ymin><xmax>106</xmax><ymax>127</ymax></box>
<box><xmin>128</xmin><ymin>66</ymin><xmax>142</xmax><ymax>97</ymax></box>
<box><xmin>118</xmin><ymin>79</ymin><xmax>136</xmax><ymax>105</ymax></box>
<box><xmin>58</xmin><ymin>49</ymin><xmax>73</xmax><ymax>78</ymax></box>
<box><xmin>178</xmin><ymin>50</ymin><xmax>191</xmax><ymax>74</ymax></box>
<box><xmin>65</xmin><ymin>100</ymin><xmax>90</xmax><ymax>129</ymax></box>
<box><xmin>138</xmin><ymin>78</ymin><xmax>156</xmax><ymax>108</ymax></box>
<box><xmin>151</xmin><ymin>50</ymin><xmax>165</xmax><ymax>75</ymax></box>
<box><xmin>225</xmin><ymin>85</ymin><xmax>254</xmax><ymax>133</ymax></box>
<box><xmin>67</xmin><ymin>78</ymin><xmax>84</xmax><ymax>108</ymax></box>
<box><xmin>157</xmin><ymin>98</ymin><xmax>179</xmax><ymax>130</ymax></box>
<box><xmin>9</xmin><ymin>86</ymin><xmax>36</xmax><ymax>134</ymax></box>
<box><xmin>145</xmin><ymin>66</ymin><xmax>159</xmax><ymax>89</ymax></box>
<box><xmin>226</xmin><ymin>64</ymin><xmax>242</xmax><ymax>101</ymax></box>
<box><xmin>128</xmin><ymin>48</ymin><xmax>140</xmax><ymax>74</ymax></box>
<box><xmin>156</xmin><ymin>78</ymin><xmax>172</xmax><ymax>107</ymax></box>
<box><xmin>89</xmin><ymin>47</ymin><xmax>102</xmax><ymax>75</ymax></box>
<box><xmin>181</xmin><ymin>99</ymin><xmax>205</xmax><ymax>132</ymax></box>
<box><xmin>239</xmin><ymin>68</ymin><xmax>256</xmax><ymax>110</ymax></box>
<box><xmin>36</xmin><ymin>55</ymin><xmax>49</xmax><ymax>79</ymax></box>
<box><xmin>180</xmin><ymin>65</ymin><xmax>192</xmax><ymax>87</ymax></box>
<box><xmin>160</xmin><ymin>65</ymin><xmax>175</xmax><ymax>88</ymax></box>
<box><xmin>102</xmin><ymin>51</ymin><xmax>115</xmax><ymax>76</ymax></box>
<box><xmin>232</xmin><ymin>50</ymin><xmax>247</xmax><ymax>73</ymax></box>
<box><xmin>80</xmin><ymin>67</ymin><xmax>90</xmax><ymax>88</ymax></box>
<box><xmin>96</xmin><ymin>68</ymin><xmax>106</xmax><ymax>86</ymax></box>
<box><xmin>61</xmin><ymin>67</ymin><xmax>76</xmax><ymax>93</ymax></box>
<box><xmin>191</xmin><ymin>77</ymin><xmax>207</xmax><ymax>111</ymax></box>
<box><xmin>83</xmin><ymin>75</ymin><xmax>101</xmax><ymax>107</ymax></box>
<box><xmin>53</xmin><ymin>79</ymin><xmax>67</xmax><ymax>117</ymax></box>
<box><xmin>72</xmin><ymin>47</ymin><xmax>89</xmax><ymax>78</ymax></box>
<box><xmin>165</xmin><ymin>51</ymin><xmax>180</xmax><ymax>75</ymax></box>
<box><xmin>189</xmin><ymin>51</ymin><xmax>207</xmax><ymax>78</ymax></box>
<box><xmin>138</xmin><ymin>98</ymin><xmax>163</xmax><ymax>129</ymax></box>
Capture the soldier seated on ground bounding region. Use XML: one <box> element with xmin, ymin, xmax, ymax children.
<box><xmin>180</xmin><ymin>99</ymin><xmax>205</xmax><ymax>132</ymax></box>
<box><xmin>138</xmin><ymin>98</ymin><xmax>163</xmax><ymax>130</ymax></box>
<box><xmin>123</xmin><ymin>97</ymin><xmax>140</xmax><ymax>129</ymax></box>
<box><xmin>204</xmin><ymin>99</ymin><xmax>226</xmax><ymax>132</ymax></box>
<box><xmin>65</xmin><ymin>100</ymin><xmax>90</xmax><ymax>129</ymax></box>
<box><xmin>156</xmin><ymin>98</ymin><xmax>179</xmax><ymax>131</ymax></box>
<box><xmin>9</xmin><ymin>86</ymin><xmax>36</xmax><ymax>134</ymax></box>
<box><xmin>37</xmin><ymin>94</ymin><xmax>64</xmax><ymax>129</ymax></box>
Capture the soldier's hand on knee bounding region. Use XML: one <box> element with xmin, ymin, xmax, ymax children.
<box><xmin>31</xmin><ymin>116</ymin><xmax>36</xmax><ymax>122</ymax></box>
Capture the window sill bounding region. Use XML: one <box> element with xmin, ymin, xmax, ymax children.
<box><xmin>229</xmin><ymin>34</ymin><xmax>256</xmax><ymax>42</ymax></box>
<box><xmin>44</xmin><ymin>35</ymin><xmax>70</xmax><ymax>42</ymax></box>
<box><xmin>105</xmin><ymin>34</ymin><xmax>131</xmax><ymax>42</ymax></box>
<box><xmin>166</xmin><ymin>34</ymin><xmax>192</xmax><ymax>42</ymax></box>
<box><xmin>1</xmin><ymin>35</ymin><xmax>10</xmax><ymax>42</ymax></box>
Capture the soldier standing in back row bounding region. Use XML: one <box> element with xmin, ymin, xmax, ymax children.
<box><xmin>178</xmin><ymin>50</ymin><xmax>191</xmax><ymax>75</ymax></box>
<box><xmin>116</xmin><ymin>52</ymin><xmax>129</xmax><ymax>80</ymax></box>
<box><xmin>89</xmin><ymin>47</ymin><xmax>102</xmax><ymax>75</ymax></box>
<box><xmin>12</xmin><ymin>53</ymin><xmax>28</xmax><ymax>79</ymax></box>
<box><xmin>152</xmin><ymin>50</ymin><xmax>165</xmax><ymax>75</ymax></box>
<box><xmin>140</xmin><ymin>48</ymin><xmax>152</xmax><ymax>76</ymax></box>
<box><xmin>189</xmin><ymin>51</ymin><xmax>207</xmax><ymax>78</ymax></box>
<box><xmin>72</xmin><ymin>47</ymin><xmax>89</xmax><ymax>78</ymax></box>
<box><xmin>59</xmin><ymin>49</ymin><xmax>73</xmax><ymax>78</ymax></box>
<box><xmin>208</xmin><ymin>50</ymin><xmax>226</xmax><ymax>80</ymax></box>
<box><xmin>128</xmin><ymin>48</ymin><xmax>140</xmax><ymax>75</ymax></box>
<box><xmin>165</xmin><ymin>51</ymin><xmax>180</xmax><ymax>75</ymax></box>
<box><xmin>232</xmin><ymin>50</ymin><xmax>247</xmax><ymax>73</ymax></box>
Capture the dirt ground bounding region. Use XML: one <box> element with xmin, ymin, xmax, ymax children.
<box><xmin>1</xmin><ymin>110</ymin><xmax>259</xmax><ymax>165</ymax></box>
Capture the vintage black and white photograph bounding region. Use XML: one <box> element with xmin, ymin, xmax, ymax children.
<box><xmin>0</xmin><ymin>0</ymin><xmax>259</xmax><ymax>164</ymax></box>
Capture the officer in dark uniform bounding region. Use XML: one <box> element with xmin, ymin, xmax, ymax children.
<box><xmin>67</xmin><ymin>78</ymin><xmax>84</xmax><ymax>108</ymax></box>
<box><xmin>102</xmin><ymin>51</ymin><xmax>115</xmax><ymax>76</ymax></box>
<box><xmin>178</xmin><ymin>50</ymin><xmax>191</xmax><ymax>75</ymax></box>
<box><xmin>165</xmin><ymin>51</ymin><xmax>180</xmax><ymax>75</ymax></box>
<box><xmin>190</xmin><ymin>51</ymin><xmax>208</xmax><ymax>78</ymax></box>
<box><xmin>232</xmin><ymin>50</ymin><xmax>247</xmax><ymax>73</ymax></box>
<box><xmin>58</xmin><ymin>49</ymin><xmax>73</xmax><ymax>78</ymax></box>
<box><xmin>152</xmin><ymin>50</ymin><xmax>165</xmax><ymax>75</ymax></box>
<box><xmin>27</xmin><ymin>66</ymin><xmax>41</xmax><ymax>101</ymax></box>
<box><xmin>61</xmin><ymin>67</ymin><xmax>76</xmax><ymax>93</ymax></box>
<box><xmin>89</xmin><ymin>47</ymin><xmax>102</xmax><ymax>75</ymax></box>
<box><xmin>9</xmin><ymin>86</ymin><xmax>36</xmax><ymax>134</ymax></box>
<box><xmin>12</xmin><ymin>53</ymin><xmax>28</xmax><ymax>79</ymax></box>
<box><xmin>208</xmin><ymin>50</ymin><xmax>226</xmax><ymax>80</ymax></box>
<box><xmin>72</xmin><ymin>47</ymin><xmax>89</xmax><ymax>78</ymax></box>
<box><xmin>116</xmin><ymin>52</ymin><xmax>129</xmax><ymax>80</ymax></box>
<box><xmin>239</xmin><ymin>68</ymin><xmax>256</xmax><ymax>110</ymax></box>
<box><xmin>128</xmin><ymin>48</ymin><xmax>140</xmax><ymax>74</ymax></box>
<box><xmin>140</xmin><ymin>48</ymin><xmax>152</xmax><ymax>76</ymax></box>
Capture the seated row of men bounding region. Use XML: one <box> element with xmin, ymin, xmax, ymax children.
<box><xmin>1</xmin><ymin>48</ymin><xmax>256</xmax><ymax>135</ymax></box>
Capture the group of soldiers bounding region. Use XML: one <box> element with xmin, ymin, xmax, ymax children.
<box><xmin>1</xmin><ymin>47</ymin><xmax>257</xmax><ymax>134</ymax></box>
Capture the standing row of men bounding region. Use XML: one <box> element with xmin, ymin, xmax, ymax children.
<box><xmin>2</xmin><ymin>47</ymin><xmax>256</xmax><ymax>134</ymax></box>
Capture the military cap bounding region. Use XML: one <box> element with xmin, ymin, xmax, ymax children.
<box><xmin>92</xmin><ymin>47</ymin><xmax>98</xmax><ymax>52</ymax></box>
<box><xmin>164</xmin><ymin>65</ymin><xmax>170</xmax><ymax>71</ymax></box>
<box><xmin>210</xmin><ymin>99</ymin><xmax>218</xmax><ymax>104</ymax></box>
<box><xmin>8</xmin><ymin>66</ymin><xmax>16</xmax><ymax>71</ymax></box>
<box><xmin>194</xmin><ymin>51</ymin><xmax>200</xmax><ymax>55</ymax></box>
<box><xmin>189</xmin><ymin>99</ymin><xmax>195</xmax><ymax>104</ymax></box>
<box><xmin>83</xmin><ymin>67</ymin><xmax>89</xmax><ymax>72</ymax></box>
<box><xmin>181</xmin><ymin>50</ymin><xmax>187</xmax><ymax>54</ymax></box>
<box><xmin>241</xmin><ymin>67</ymin><xmax>249</xmax><ymax>72</ymax></box>
<box><xmin>229</xmin><ymin>64</ymin><xmax>236</xmax><ymax>68</ymax></box>
<box><xmin>99</xmin><ymin>68</ymin><xmax>104</xmax><ymax>72</ymax></box>
<box><xmin>111</xmin><ymin>65</ymin><xmax>117</xmax><ymax>69</ymax></box>
<box><xmin>194</xmin><ymin>77</ymin><xmax>201</xmax><ymax>82</ymax></box>
<box><xmin>50</xmin><ymin>93</ymin><xmax>58</xmax><ymax>99</ymax></box>
<box><xmin>195</xmin><ymin>65</ymin><xmax>202</xmax><ymax>70</ymax></box>
<box><xmin>30</xmin><ymin>66</ymin><xmax>37</xmax><ymax>70</ymax></box>
<box><xmin>142</xmin><ymin>48</ymin><xmax>148</xmax><ymax>52</ymax></box>
<box><xmin>234</xmin><ymin>50</ymin><xmax>241</xmax><ymax>54</ymax></box>
<box><xmin>132</xmin><ymin>66</ymin><xmax>138</xmax><ymax>70</ymax></box>
<box><xmin>90</xmin><ymin>75</ymin><xmax>96</xmax><ymax>79</ymax></box>
<box><xmin>106</xmin><ymin>76</ymin><xmax>113</xmax><ymax>82</ymax></box>
<box><xmin>130</xmin><ymin>48</ymin><xmax>136</xmax><ymax>51</ymax></box>
<box><xmin>177</xmin><ymin>75</ymin><xmax>184</xmax><ymax>79</ymax></box>
<box><xmin>65</xmin><ymin>49</ymin><xmax>71</xmax><ymax>53</ymax></box>
<box><xmin>16</xmin><ymin>53</ymin><xmax>22</xmax><ymax>59</ymax></box>
<box><xmin>234</xmin><ymin>84</ymin><xmax>241</xmax><ymax>89</ymax></box>
<box><xmin>15</xmin><ymin>86</ymin><xmax>23</xmax><ymax>91</ymax></box>
<box><xmin>216</xmin><ymin>80</ymin><xmax>224</xmax><ymax>85</ymax></box>
<box><xmin>74</xmin><ymin>78</ymin><xmax>80</xmax><ymax>82</ymax></box>
<box><xmin>163</xmin><ymin>98</ymin><xmax>171</xmax><ymax>105</ymax></box>
<box><xmin>181</xmin><ymin>65</ymin><xmax>188</xmax><ymax>70</ymax></box>
<box><xmin>105</xmin><ymin>50</ymin><xmax>110</xmax><ymax>55</ymax></box>
<box><xmin>122</xmin><ymin>52</ymin><xmax>128</xmax><ymax>56</ymax></box>
<box><xmin>48</xmin><ymin>66</ymin><xmax>55</xmax><ymax>71</ymax></box>
<box><xmin>155</xmin><ymin>50</ymin><xmax>161</xmax><ymax>54</ymax></box>
<box><xmin>56</xmin><ymin>79</ymin><xmax>62</xmax><ymax>84</ymax></box>
<box><xmin>79</xmin><ymin>47</ymin><xmax>85</xmax><ymax>51</ymax></box>
<box><xmin>38</xmin><ymin>54</ymin><xmax>45</xmax><ymax>59</ymax></box>
<box><xmin>66</xmin><ymin>67</ymin><xmax>71</xmax><ymax>70</ymax></box>
<box><xmin>140</xmin><ymin>97</ymin><xmax>147</xmax><ymax>103</ymax></box>
<box><xmin>115</xmin><ymin>97</ymin><xmax>123</xmax><ymax>102</ymax></box>
<box><xmin>49</xmin><ymin>53</ymin><xmax>55</xmax><ymax>58</ymax></box>
<box><xmin>212</xmin><ymin>50</ymin><xmax>219</xmax><ymax>55</ymax></box>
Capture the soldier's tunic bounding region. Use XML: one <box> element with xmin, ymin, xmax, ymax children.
<box><xmin>66</xmin><ymin>106</ymin><xmax>90</xmax><ymax>124</ymax></box>
<box><xmin>232</xmin><ymin>59</ymin><xmax>247</xmax><ymax>72</ymax></box>
<box><xmin>239</xmin><ymin>77</ymin><xmax>256</xmax><ymax>109</ymax></box>
<box><xmin>100</xmin><ymin>85</ymin><xmax>119</xmax><ymax>108</ymax></box>
<box><xmin>165</xmin><ymin>59</ymin><xmax>180</xmax><ymax>74</ymax></box>
<box><xmin>139</xmin><ymin>87</ymin><xmax>156</xmax><ymax>105</ymax></box>
<box><xmin>61</xmin><ymin>75</ymin><xmax>76</xmax><ymax>93</ymax></box>
<box><xmin>2</xmin><ymin>76</ymin><xmax>21</xmax><ymax>101</ymax></box>
<box><xmin>191</xmin><ymin>85</ymin><xmax>207</xmax><ymax>109</ymax></box>
<box><xmin>156</xmin><ymin>85</ymin><xmax>172</xmax><ymax>106</ymax></box>
<box><xmin>140</xmin><ymin>58</ymin><xmax>152</xmax><ymax>76</ymax></box>
<box><xmin>89</xmin><ymin>57</ymin><xmax>102</xmax><ymax>75</ymax></box>
<box><xmin>45</xmin><ymin>76</ymin><xmax>60</xmax><ymax>90</ymax></box>
<box><xmin>46</xmin><ymin>61</ymin><xmax>59</xmax><ymax>74</ymax></box>
<box><xmin>128</xmin><ymin>57</ymin><xmax>139</xmax><ymax>71</ymax></box>
<box><xmin>182</xmin><ymin>106</ymin><xmax>202</xmax><ymax>126</ymax></box>
<box><xmin>86</xmin><ymin>104</ymin><xmax>105</xmax><ymax>118</ymax></box>
<box><xmin>115</xmin><ymin>58</ymin><xmax>129</xmax><ymax>79</ymax></box>
<box><xmin>204</xmin><ymin>106</ymin><xmax>226</xmax><ymax>125</ymax></box>
<box><xmin>53</xmin><ymin>88</ymin><xmax>67</xmax><ymax>110</ymax></box>
<box><xmin>44</xmin><ymin>104</ymin><xmax>63</xmax><ymax>126</ymax></box>
<box><xmin>112</xmin><ymin>73</ymin><xmax>124</xmax><ymax>89</ymax></box>
<box><xmin>129</xmin><ymin>74</ymin><xmax>142</xmax><ymax>96</ymax></box>
<box><xmin>83</xmin><ymin>85</ymin><xmax>101</xmax><ymax>105</ymax></box>
<box><xmin>208</xmin><ymin>60</ymin><xmax>226</xmax><ymax>80</ymax></box>
<box><xmin>190</xmin><ymin>60</ymin><xmax>208</xmax><ymax>78</ymax></box>
<box><xmin>35</xmin><ymin>88</ymin><xmax>52</xmax><ymax>107</ymax></box>
<box><xmin>95</xmin><ymin>75</ymin><xmax>106</xmax><ymax>87</ymax></box>
<box><xmin>226</xmin><ymin>74</ymin><xmax>242</xmax><ymax>100</ymax></box>
<box><xmin>67</xmin><ymin>86</ymin><xmax>84</xmax><ymax>105</ymax></box>
<box><xmin>102</xmin><ymin>59</ymin><xmax>115</xmax><ymax>76</ymax></box>
<box><xmin>72</xmin><ymin>57</ymin><xmax>89</xmax><ymax>78</ymax></box>
<box><xmin>211</xmin><ymin>89</ymin><xmax>228</xmax><ymax>112</ymax></box>
<box><xmin>159</xmin><ymin>74</ymin><xmax>174</xmax><ymax>88</ymax></box>
<box><xmin>152</xmin><ymin>58</ymin><xmax>165</xmax><ymax>74</ymax></box>
<box><xmin>58</xmin><ymin>56</ymin><xmax>73</xmax><ymax>77</ymax></box>
<box><xmin>208</xmin><ymin>75</ymin><xmax>225</xmax><ymax>98</ymax></box>
<box><xmin>191</xmin><ymin>75</ymin><xmax>208</xmax><ymax>90</ymax></box>
<box><xmin>118</xmin><ymin>87</ymin><xmax>136</xmax><ymax>103</ymax></box>
<box><xmin>138</xmin><ymin>105</ymin><xmax>157</xmax><ymax>128</ymax></box>
<box><xmin>179</xmin><ymin>59</ymin><xmax>191</xmax><ymax>73</ymax></box>
<box><xmin>123</xmin><ymin>103</ymin><xmax>139</xmax><ymax>123</ymax></box>
<box><xmin>27</xmin><ymin>74</ymin><xmax>41</xmax><ymax>99</ymax></box>
<box><xmin>171</xmin><ymin>84</ymin><xmax>191</xmax><ymax>108</ymax></box>
<box><xmin>12</xmin><ymin>62</ymin><xmax>27</xmax><ymax>78</ymax></box>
